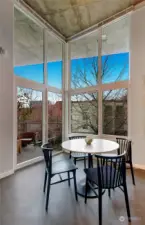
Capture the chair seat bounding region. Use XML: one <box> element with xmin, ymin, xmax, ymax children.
<box><xmin>71</xmin><ymin>152</ymin><xmax>88</xmax><ymax>158</ymax></box>
<box><xmin>84</xmin><ymin>166</ymin><xmax>123</xmax><ymax>189</ymax></box>
<box><xmin>48</xmin><ymin>159</ymin><xmax>77</xmax><ymax>175</ymax></box>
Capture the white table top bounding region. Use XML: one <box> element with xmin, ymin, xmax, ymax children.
<box><xmin>62</xmin><ymin>138</ymin><xmax>119</xmax><ymax>154</ymax></box>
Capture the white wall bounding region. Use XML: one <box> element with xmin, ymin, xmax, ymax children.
<box><xmin>0</xmin><ymin>0</ymin><xmax>145</xmax><ymax>179</ymax></box>
<box><xmin>130</xmin><ymin>7</ymin><xmax>145</xmax><ymax>165</ymax></box>
<box><xmin>0</xmin><ymin>0</ymin><xmax>14</xmax><ymax>176</ymax></box>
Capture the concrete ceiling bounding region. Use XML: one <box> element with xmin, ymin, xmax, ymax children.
<box><xmin>14</xmin><ymin>8</ymin><xmax>62</xmax><ymax>65</ymax></box>
<box><xmin>14</xmin><ymin>7</ymin><xmax>129</xmax><ymax>65</ymax></box>
<box><xmin>22</xmin><ymin>0</ymin><xmax>143</xmax><ymax>38</ymax></box>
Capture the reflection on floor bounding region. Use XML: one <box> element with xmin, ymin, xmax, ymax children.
<box><xmin>17</xmin><ymin>144</ymin><xmax>62</xmax><ymax>164</ymax></box>
<box><xmin>1</xmin><ymin>153</ymin><xmax>145</xmax><ymax>225</ymax></box>
<box><xmin>17</xmin><ymin>145</ymin><xmax>42</xmax><ymax>164</ymax></box>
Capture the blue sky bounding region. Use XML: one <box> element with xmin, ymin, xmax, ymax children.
<box><xmin>14</xmin><ymin>61</ymin><xmax>62</xmax><ymax>88</ymax></box>
<box><xmin>14</xmin><ymin>52</ymin><xmax>129</xmax><ymax>89</ymax></box>
<box><xmin>101</xmin><ymin>52</ymin><xmax>129</xmax><ymax>83</ymax></box>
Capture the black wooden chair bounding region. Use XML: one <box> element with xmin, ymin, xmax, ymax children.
<box><xmin>69</xmin><ymin>136</ymin><xmax>88</xmax><ymax>168</ymax></box>
<box><xmin>116</xmin><ymin>138</ymin><xmax>135</xmax><ymax>185</ymax></box>
<box><xmin>84</xmin><ymin>153</ymin><xmax>131</xmax><ymax>225</ymax></box>
<box><xmin>41</xmin><ymin>143</ymin><xmax>78</xmax><ymax>211</ymax></box>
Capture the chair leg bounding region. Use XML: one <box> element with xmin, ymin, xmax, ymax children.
<box><xmin>68</xmin><ymin>172</ymin><xmax>71</xmax><ymax>186</ymax></box>
<box><xmin>98</xmin><ymin>189</ymin><xmax>102</xmax><ymax>225</ymax></box>
<box><xmin>73</xmin><ymin>170</ymin><xmax>78</xmax><ymax>201</ymax></box>
<box><xmin>74</xmin><ymin>158</ymin><xmax>76</xmax><ymax>165</ymax></box>
<box><xmin>108</xmin><ymin>189</ymin><xmax>111</xmax><ymax>198</ymax></box>
<box><xmin>130</xmin><ymin>162</ymin><xmax>135</xmax><ymax>185</ymax></box>
<box><xmin>45</xmin><ymin>175</ymin><xmax>51</xmax><ymax>212</ymax></box>
<box><xmin>84</xmin><ymin>157</ymin><xmax>86</xmax><ymax>169</ymax></box>
<box><xmin>91</xmin><ymin>158</ymin><xmax>94</xmax><ymax>168</ymax></box>
<box><xmin>43</xmin><ymin>171</ymin><xmax>47</xmax><ymax>193</ymax></box>
<box><xmin>69</xmin><ymin>152</ymin><xmax>72</xmax><ymax>159</ymax></box>
<box><xmin>85</xmin><ymin>178</ymin><xmax>88</xmax><ymax>204</ymax></box>
<box><xmin>123</xmin><ymin>183</ymin><xmax>131</xmax><ymax>222</ymax></box>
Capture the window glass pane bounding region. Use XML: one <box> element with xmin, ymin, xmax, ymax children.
<box><xmin>17</xmin><ymin>87</ymin><xmax>42</xmax><ymax>164</ymax></box>
<box><xmin>47</xmin><ymin>33</ymin><xmax>62</xmax><ymax>89</ymax></box>
<box><xmin>103</xmin><ymin>88</ymin><xmax>128</xmax><ymax>135</ymax></box>
<box><xmin>14</xmin><ymin>8</ymin><xmax>44</xmax><ymax>83</ymax></box>
<box><xmin>48</xmin><ymin>92</ymin><xmax>62</xmax><ymax>150</ymax></box>
<box><xmin>102</xmin><ymin>16</ymin><xmax>129</xmax><ymax>84</ymax></box>
<box><xmin>71</xmin><ymin>32</ymin><xmax>98</xmax><ymax>89</ymax></box>
<box><xmin>71</xmin><ymin>93</ymin><xmax>98</xmax><ymax>134</ymax></box>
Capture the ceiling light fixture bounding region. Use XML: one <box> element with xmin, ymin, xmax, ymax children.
<box><xmin>97</xmin><ymin>34</ymin><xmax>107</xmax><ymax>42</ymax></box>
<box><xmin>102</xmin><ymin>34</ymin><xmax>107</xmax><ymax>41</ymax></box>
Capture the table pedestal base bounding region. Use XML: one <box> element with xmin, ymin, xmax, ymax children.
<box><xmin>77</xmin><ymin>178</ymin><xmax>98</xmax><ymax>198</ymax></box>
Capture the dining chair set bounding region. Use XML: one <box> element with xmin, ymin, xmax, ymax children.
<box><xmin>41</xmin><ymin>136</ymin><xmax>135</xmax><ymax>225</ymax></box>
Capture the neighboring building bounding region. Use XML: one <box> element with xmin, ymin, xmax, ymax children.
<box><xmin>18</xmin><ymin>100</ymin><xmax>62</xmax><ymax>140</ymax></box>
<box><xmin>18</xmin><ymin>97</ymin><xmax>127</xmax><ymax>138</ymax></box>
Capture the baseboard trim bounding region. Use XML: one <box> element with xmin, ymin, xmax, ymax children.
<box><xmin>0</xmin><ymin>169</ymin><xmax>14</xmax><ymax>180</ymax></box>
<box><xmin>16</xmin><ymin>156</ymin><xmax>44</xmax><ymax>170</ymax></box>
<box><xmin>134</xmin><ymin>164</ymin><xmax>145</xmax><ymax>171</ymax></box>
<box><xmin>16</xmin><ymin>151</ymin><xmax>63</xmax><ymax>171</ymax></box>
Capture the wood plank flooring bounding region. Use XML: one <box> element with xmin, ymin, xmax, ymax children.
<box><xmin>0</xmin><ymin>154</ymin><xmax>145</xmax><ymax>225</ymax></box>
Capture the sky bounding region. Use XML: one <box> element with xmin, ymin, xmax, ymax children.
<box><xmin>14</xmin><ymin>52</ymin><xmax>129</xmax><ymax>89</ymax></box>
<box><xmin>14</xmin><ymin>61</ymin><xmax>62</xmax><ymax>88</ymax></box>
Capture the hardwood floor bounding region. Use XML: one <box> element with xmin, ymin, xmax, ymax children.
<box><xmin>0</xmin><ymin>154</ymin><xmax>145</xmax><ymax>225</ymax></box>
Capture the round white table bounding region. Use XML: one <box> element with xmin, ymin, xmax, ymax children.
<box><xmin>62</xmin><ymin>138</ymin><xmax>119</xmax><ymax>197</ymax></box>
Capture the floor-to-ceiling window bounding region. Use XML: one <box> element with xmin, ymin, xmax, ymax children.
<box><xmin>102</xmin><ymin>16</ymin><xmax>129</xmax><ymax>136</ymax></box>
<box><xmin>14</xmin><ymin>8</ymin><xmax>44</xmax><ymax>164</ymax></box>
<box><xmin>14</xmin><ymin>8</ymin><xmax>63</xmax><ymax>166</ymax></box>
<box><xmin>69</xmin><ymin>15</ymin><xmax>129</xmax><ymax>138</ymax></box>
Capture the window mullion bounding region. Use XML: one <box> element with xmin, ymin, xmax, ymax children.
<box><xmin>44</xmin><ymin>29</ymin><xmax>48</xmax><ymax>86</ymax></box>
<box><xmin>98</xmin><ymin>28</ymin><xmax>103</xmax><ymax>136</ymax></box>
<box><xmin>42</xmin><ymin>89</ymin><xmax>48</xmax><ymax>143</ymax></box>
<box><xmin>43</xmin><ymin>29</ymin><xmax>48</xmax><ymax>143</ymax></box>
<box><xmin>62</xmin><ymin>42</ymin><xmax>70</xmax><ymax>141</ymax></box>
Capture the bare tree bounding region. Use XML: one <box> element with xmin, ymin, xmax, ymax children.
<box><xmin>71</xmin><ymin>55</ymin><xmax>128</xmax><ymax>135</ymax></box>
<box><xmin>17</xmin><ymin>88</ymin><xmax>33</xmax><ymax>121</ymax></box>
<box><xmin>17</xmin><ymin>88</ymin><xmax>41</xmax><ymax>134</ymax></box>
